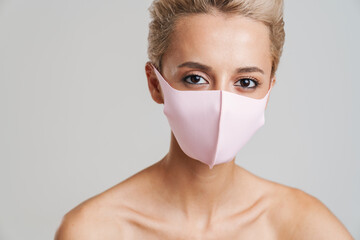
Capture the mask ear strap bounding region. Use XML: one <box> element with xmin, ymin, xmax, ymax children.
<box><xmin>150</xmin><ymin>63</ymin><xmax>160</xmax><ymax>75</ymax></box>
<box><xmin>271</xmin><ymin>77</ymin><xmax>276</xmax><ymax>85</ymax></box>
<box><xmin>263</xmin><ymin>78</ymin><xmax>275</xmax><ymax>98</ymax></box>
<box><xmin>268</xmin><ymin>77</ymin><xmax>276</xmax><ymax>91</ymax></box>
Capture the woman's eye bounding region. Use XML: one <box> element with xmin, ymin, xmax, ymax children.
<box><xmin>182</xmin><ymin>75</ymin><xmax>208</xmax><ymax>85</ymax></box>
<box><xmin>235</xmin><ymin>78</ymin><xmax>258</xmax><ymax>88</ymax></box>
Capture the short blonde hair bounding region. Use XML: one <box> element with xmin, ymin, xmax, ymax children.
<box><xmin>147</xmin><ymin>0</ymin><xmax>285</xmax><ymax>77</ymax></box>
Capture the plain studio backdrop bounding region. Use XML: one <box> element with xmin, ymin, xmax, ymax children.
<box><xmin>0</xmin><ymin>0</ymin><xmax>359</xmax><ymax>239</ymax></box>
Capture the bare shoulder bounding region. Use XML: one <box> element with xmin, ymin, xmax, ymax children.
<box><xmin>54</xmin><ymin>199</ymin><xmax>98</xmax><ymax>240</ymax></box>
<box><xmin>261</xmin><ymin>179</ymin><xmax>354</xmax><ymax>240</ymax></box>
<box><xmin>54</xmin><ymin>193</ymin><xmax>124</xmax><ymax>240</ymax></box>
<box><xmin>285</xmin><ymin>187</ymin><xmax>354</xmax><ymax>240</ymax></box>
<box><xmin>54</xmin><ymin>164</ymin><xmax>158</xmax><ymax>240</ymax></box>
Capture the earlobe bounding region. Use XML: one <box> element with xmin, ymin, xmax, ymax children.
<box><xmin>145</xmin><ymin>62</ymin><xmax>164</xmax><ymax>104</ymax></box>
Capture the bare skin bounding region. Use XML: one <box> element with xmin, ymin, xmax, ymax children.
<box><xmin>55</xmin><ymin>12</ymin><xmax>354</xmax><ymax>240</ymax></box>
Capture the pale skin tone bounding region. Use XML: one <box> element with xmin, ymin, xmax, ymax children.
<box><xmin>55</xmin><ymin>11</ymin><xmax>354</xmax><ymax>240</ymax></box>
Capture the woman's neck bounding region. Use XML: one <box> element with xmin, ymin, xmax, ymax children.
<box><xmin>157</xmin><ymin>132</ymin><xmax>239</xmax><ymax>224</ymax></box>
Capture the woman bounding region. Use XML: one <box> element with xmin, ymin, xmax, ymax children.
<box><xmin>55</xmin><ymin>0</ymin><xmax>354</xmax><ymax>239</ymax></box>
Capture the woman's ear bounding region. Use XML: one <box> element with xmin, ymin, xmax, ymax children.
<box><xmin>145</xmin><ymin>61</ymin><xmax>164</xmax><ymax>104</ymax></box>
<box><xmin>265</xmin><ymin>77</ymin><xmax>276</xmax><ymax>109</ymax></box>
<box><xmin>271</xmin><ymin>77</ymin><xmax>276</xmax><ymax>88</ymax></box>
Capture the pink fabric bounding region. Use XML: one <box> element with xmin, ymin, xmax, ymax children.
<box><xmin>152</xmin><ymin>64</ymin><xmax>272</xmax><ymax>169</ymax></box>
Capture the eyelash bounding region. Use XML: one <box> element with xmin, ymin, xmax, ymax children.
<box><xmin>181</xmin><ymin>74</ymin><xmax>260</xmax><ymax>88</ymax></box>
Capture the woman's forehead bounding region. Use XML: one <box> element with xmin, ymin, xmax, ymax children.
<box><xmin>164</xmin><ymin>13</ymin><xmax>272</xmax><ymax>74</ymax></box>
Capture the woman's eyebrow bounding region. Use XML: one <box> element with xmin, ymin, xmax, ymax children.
<box><xmin>177</xmin><ymin>61</ymin><xmax>211</xmax><ymax>71</ymax></box>
<box><xmin>177</xmin><ymin>61</ymin><xmax>264</xmax><ymax>75</ymax></box>
<box><xmin>236</xmin><ymin>66</ymin><xmax>264</xmax><ymax>75</ymax></box>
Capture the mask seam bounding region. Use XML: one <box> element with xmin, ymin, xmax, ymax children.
<box><xmin>210</xmin><ymin>90</ymin><xmax>223</xmax><ymax>169</ymax></box>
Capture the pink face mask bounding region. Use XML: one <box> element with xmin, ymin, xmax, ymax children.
<box><xmin>152</xmin><ymin>63</ymin><xmax>273</xmax><ymax>169</ymax></box>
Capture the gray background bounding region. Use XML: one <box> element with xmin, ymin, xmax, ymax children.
<box><xmin>0</xmin><ymin>0</ymin><xmax>359</xmax><ymax>239</ymax></box>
